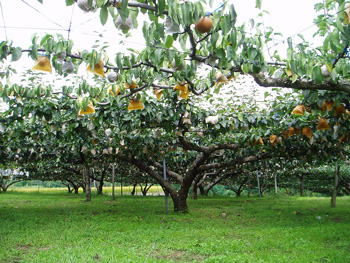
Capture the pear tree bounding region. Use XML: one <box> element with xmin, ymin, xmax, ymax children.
<box><xmin>0</xmin><ymin>0</ymin><xmax>350</xmax><ymax>210</ymax></box>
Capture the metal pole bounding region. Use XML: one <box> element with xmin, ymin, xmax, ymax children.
<box><xmin>163</xmin><ymin>158</ymin><xmax>168</xmax><ymax>214</ymax></box>
<box><xmin>257</xmin><ymin>170</ymin><xmax>261</xmax><ymax>198</ymax></box>
<box><xmin>274</xmin><ymin>173</ymin><xmax>278</xmax><ymax>195</ymax></box>
<box><xmin>112</xmin><ymin>164</ymin><xmax>115</xmax><ymax>200</ymax></box>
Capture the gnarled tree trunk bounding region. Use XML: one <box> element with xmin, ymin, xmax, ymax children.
<box><xmin>83</xmin><ymin>166</ymin><xmax>91</xmax><ymax>201</ymax></box>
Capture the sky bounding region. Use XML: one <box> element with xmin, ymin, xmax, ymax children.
<box><xmin>0</xmin><ymin>0</ymin><xmax>323</xmax><ymax>110</ymax></box>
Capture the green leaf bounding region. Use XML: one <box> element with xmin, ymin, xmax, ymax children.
<box><xmin>96</xmin><ymin>0</ymin><xmax>105</xmax><ymax>7</ymax></box>
<box><xmin>116</xmin><ymin>53</ymin><xmax>123</xmax><ymax>69</ymax></box>
<box><xmin>238</xmin><ymin>112</ymin><xmax>244</xmax><ymax>122</ymax></box>
<box><xmin>11</xmin><ymin>47</ymin><xmax>22</xmax><ymax>62</ymax></box>
<box><xmin>121</xmin><ymin>0</ymin><xmax>128</xmax><ymax>10</ymax></box>
<box><xmin>158</xmin><ymin>0</ymin><xmax>166</xmax><ymax>15</ymax></box>
<box><xmin>230</xmin><ymin>5</ymin><xmax>237</xmax><ymax>23</ymax></box>
<box><xmin>164</xmin><ymin>35</ymin><xmax>174</xmax><ymax>48</ymax></box>
<box><xmin>65</xmin><ymin>0</ymin><xmax>74</xmax><ymax>6</ymax></box>
<box><xmin>312</xmin><ymin>66</ymin><xmax>323</xmax><ymax>84</ymax></box>
<box><xmin>37</xmin><ymin>0</ymin><xmax>43</xmax><ymax>3</ymax></box>
<box><xmin>256</xmin><ymin>0</ymin><xmax>262</xmax><ymax>9</ymax></box>
<box><xmin>40</xmin><ymin>34</ymin><xmax>53</xmax><ymax>46</ymax></box>
<box><xmin>155</xmin><ymin>49</ymin><xmax>162</xmax><ymax>64</ymax></box>
<box><xmin>241</xmin><ymin>63</ymin><xmax>249</xmax><ymax>74</ymax></box>
<box><xmin>216</xmin><ymin>48</ymin><xmax>225</xmax><ymax>60</ymax></box>
<box><xmin>100</xmin><ymin>7</ymin><xmax>108</xmax><ymax>25</ymax></box>
<box><xmin>215</xmin><ymin>34</ymin><xmax>223</xmax><ymax>47</ymax></box>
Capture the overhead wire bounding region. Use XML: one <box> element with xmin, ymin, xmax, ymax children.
<box><xmin>20</xmin><ymin>0</ymin><xmax>67</xmax><ymax>30</ymax></box>
<box><xmin>0</xmin><ymin>0</ymin><xmax>7</xmax><ymax>40</ymax></box>
<box><xmin>67</xmin><ymin>2</ymin><xmax>75</xmax><ymax>42</ymax></box>
<box><xmin>263</xmin><ymin>4</ymin><xmax>349</xmax><ymax>55</ymax></box>
<box><xmin>0</xmin><ymin>26</ymin><xmax>67</xmax><ymax>32</ymax></box>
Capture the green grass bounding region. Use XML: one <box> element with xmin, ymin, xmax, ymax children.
<box><xmin>0</xmin><ymin>190</ymin><xmax>349</xmax><ymax>263</ymax></box>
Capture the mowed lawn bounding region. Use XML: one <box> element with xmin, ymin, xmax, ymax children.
<box><xmin>0</xmin><ymin>190</ymin><xmax>349</xmax><ymax>263</ymax></box>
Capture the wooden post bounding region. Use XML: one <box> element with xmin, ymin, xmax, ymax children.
<box><xmin>112</xmin><ymin>164</ymin><xmax>115</xmax><ymax>200</ymax></box>
<box><xmin>331</xmin><ymin>164</ymin><xmax>340</xmax><ymax>208</ymax></box>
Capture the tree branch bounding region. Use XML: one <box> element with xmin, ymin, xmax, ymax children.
<box><xmin>251</xmin><ymin>72</ymin><xmax>350</xmax><ymax>94</ymax></box>
<box><xmin>153</xmin><ymin>160</ymin><xmax>183</xmax><ymax>183</ymax></box>
<box><xmin>198</xmin><ymin>153</ymin><xmax>270</xmax><ymax>172</ymax></box>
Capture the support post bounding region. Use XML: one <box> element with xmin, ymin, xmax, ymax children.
<box><xmin>112</xmin><ymin>164</ymin><xmax>115</xmax><ymax>200</ymax></box>
<box><xmin>121</xmin><ymin>172</ymin><xmax>123</xmax><ymax>196</ymax></box>
<box><xmin>163</xmin><ymin>158</ymin><xmax>168</xmax><ymax>214</ymax></box>
<box><xmin>331</xmin><ymin>164</ymin><xmax>340</xmax><ymax>208</ymax></box>
<box><xmin>274</xmin><ymin>173</ymin><xmax>278</xmax><ymax>196</ymax></box>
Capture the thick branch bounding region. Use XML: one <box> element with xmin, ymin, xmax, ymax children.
<box><xmin>185</xmin><ymin>152</ymin><xmax>211</xmax><ymax>185</ymax></box>
<box><xmin>198</xmin><ymin>153</ymin><xmax>270</xmax><ymax>172</ymax></box>
<box><xmin>252</xmin><ymin>72</ymin><xmax>350</xmax><ymax>94</ymax></box>
<box><xmin>178</xmin><ymin>136</ymin><xmax>241</xmax><ymax>154</ymax></box>
<box><xmin>153</xmin><ymin>160</ymin><xmax>183</xmax><ymax>183</ymax></box>
<box><xmin>178</xmin><ymin>136</ymin><xmax>211</xmax><ymax>153</ymax></box>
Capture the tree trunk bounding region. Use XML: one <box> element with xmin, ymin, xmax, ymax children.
<box><xmin>191</xmin><ymin>173</ymin><xmax>206</xmax><ymax>200</ymax></box>
<box><xmin>309</xmin><ymin>187</ymin><xmax>317</xmax><ymax>197</ymax></box>
<box><xmin>331</xmin><ymin>165</ymin><xmax>340</xmax><ymax>208</ymax></box>
<box><xmin>83</xmin><ymin>166</ymin><xmax>91</xmax><ymax>201</ymax></box>
<box><xmin>67</xmin><ymin>185</ymin><xmax>72</xmax><ymax>193</ymax></box>
<box><xmin>177</xmin><ymin>190</ymin><xmax>188</xmax><ymax>212</ymax></box>
<box><xmin>141</xmin><ymin>183</ymin><xmax>153</xmax><ymax>196</ymax></box>
<box><xmin>175</xmin><ymin>182</ymin><xmax>193</xmax><ymax>212</ymax></box>
<box><xmin>191</xmin><ymin>183</ymin><xmax>198</xmax><ymax>199</ymax></box>
<box><xmin>74</xmin><ymin>185</ymin><xmax>79</xmax><ymax>194</ymax></box>
<box><xmin>300</xmin><ymin>174</ymin><xmax>305</xmax><ymax>197</ymax></box>
<box><xmin>97</xmin><ymin>181</ymin><xmax>103</xmax><ymax>195</ymax></box>
<box><xmin>131</xmin><ymin>183</ymin><xmax>137</xmax><ymax>195</ymax></box>
<box><xmin>198</xmin><ymin>184</ymin><xmax>206</xmax><ymax>196</ymax></box>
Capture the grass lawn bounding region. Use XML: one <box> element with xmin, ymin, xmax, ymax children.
<box><xmin>0</xmin><ymin>190</ymin><xmax>349</xmax><ymax>263</ymax></box>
